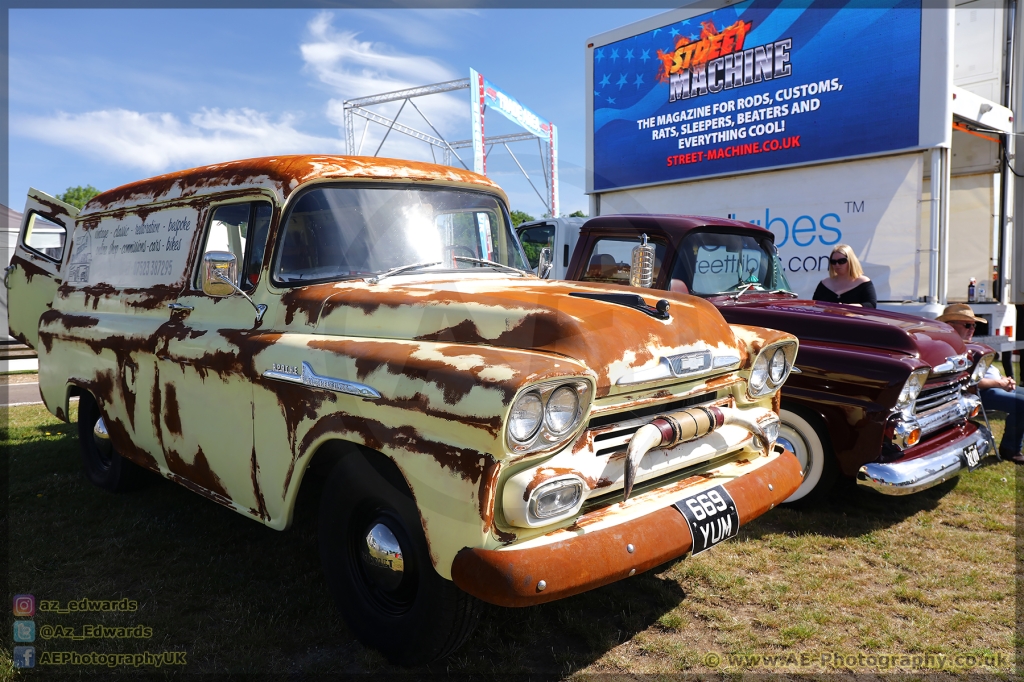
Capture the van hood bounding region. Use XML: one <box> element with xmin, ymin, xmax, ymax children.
<box><xmin>711</xmin><ymin>296</ymin><xmax>964</xmax><ymax>369</ymax></box>
<box><xmin>280</xmin><ymin>277</ymin><xmax>744</xmax><ymax>396</ymax></box>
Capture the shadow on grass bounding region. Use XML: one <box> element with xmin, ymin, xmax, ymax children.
<box><xmin>7</xmin><ymin>433</ymin><xmax>686</xmax><ymax>678</ymax></box>
<box><xmin>739</xmin><ymin>475</ymin><xmax>962</xmax><ymax>543</ymax></box>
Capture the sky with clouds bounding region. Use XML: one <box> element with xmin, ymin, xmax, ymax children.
<box><xmin>9</xmin><ymin>8</ymin><xmax>659</xmax><ymax>218</ymax></box>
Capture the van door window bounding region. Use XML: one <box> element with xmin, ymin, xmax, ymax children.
<box><xmin>518</xmin><ymin>225</ymin><xmax>554</xmax><ymax>269</ymax></box>
<box><xmin>198</xmin><ymin>201</ymin><xmax>273</xmax><ymax>290</ymax></box>
<box><xmin>22</xmin><ymin>212</ymin><xmax>67</xmax><ymax>262</ymax></box>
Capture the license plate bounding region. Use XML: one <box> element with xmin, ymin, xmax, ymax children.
<box><xmin>962</xmin><ymin>443</ymin><xmax>981</xmax><ymax>471</ymax></box>
<box><xmin>673</xmin><ymin>485</ymin><xmax>740</xmax><ymax>555</ymax></box>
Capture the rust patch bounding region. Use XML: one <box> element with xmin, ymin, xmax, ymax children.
<box><xmin>58</xmin><ymin>282</ymin><xmax>117</xmax><ymax>310</ymax></box>
<box><xmin>165</xmin><ymin>446</ymin><xmax>229</xmax><ymax>499</ymax></box>
<box><xmin>163</xmin><ymin>383</ymin><xmax>182</xmax><ymax>436</ymax></box>
<box><xmin>55</xmin><ymin>406</ymin><xmax>66</xmax><ymax>422</ymax></box>
<box><xmin>37</xmin><ymin>310</ymin><xmax>100</xmax><ymax>353</ymax></box>
<box><xmin>11</xmin><ymin>254</ymin><xmax>54</xmax><ymax>285</ymax></box>
<box><xmin>478</xmin><ymin>459</ymin><xmax>502</xmax><ymax>530</ymax></box>
<box><xmin>250</xmin><ymin>446</ymin><xmax>269</xmax><ymax>521</ymax></box>
<box><xmin>102</xmin><ymin>414</ymin><xmax>160</xmax><ymax>473</ymax></box>
<box><xmin>296</xmin><ymin>412</ymin><xmax>493</xmax><ymax>488</ymax></box>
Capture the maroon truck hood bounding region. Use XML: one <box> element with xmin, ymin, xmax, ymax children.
<box><xmin>710</xmin><ymin>296</ymin><xmax>966</xmax><ymax>368</ymax></box>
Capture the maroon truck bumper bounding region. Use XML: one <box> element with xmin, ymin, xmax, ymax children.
<box><xmin>451</xmin><ymin>448</ymin><xmax>803</xmax><ymax>607</ymax></box>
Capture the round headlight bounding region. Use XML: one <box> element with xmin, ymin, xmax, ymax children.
<box><xmin>750</xmin><ymin>352</ymin><xmax>769</xmax><ymax>392</ymax></box>
<box><xmin>769</xmin><ymin>347</ymin><xmax>788</xmax><ymax>384</ymax></box>
<box><xmin>545</xmin><ymin>385</ymin><xmax>579</xmax><ymax>434</ymax></box>
<box><xmin>970</xmin><ymin>353</ymin><xmax>995</xmax><ymax>384</ymax></box>
<box><xmin>509</xmin><ymin>392</ymin><xmax>543</xmax><ymax>442</ymax></box>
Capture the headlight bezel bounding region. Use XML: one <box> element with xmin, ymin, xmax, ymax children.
<box><xmin>746</xmin><ymin>341</ymin><xmax>798</xmax><ymax>398</ymax></box>
<box><xmin>970</xmin><ymin>352</ymin><xmax>996</xmax><ymax>385</ymax></box>
<box><xmin>505</xmin><ymin>379</ymin><xmax>593</xmax><ymax>455</ymax></box>
<box><xmin>895</xmin><ymin>368</ymin><xmax>931</xmax><ymax>415</ymax></box>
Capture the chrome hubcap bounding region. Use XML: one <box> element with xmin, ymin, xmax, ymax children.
<box><xmin>92</xmin><ymin>417</ymin><xmax>113</xmax><ymax>465</ymax></box>
<box><xmin>359</xmin><ymin>523</ymin><xmax>404</xmax><ymax>591</ymax></box>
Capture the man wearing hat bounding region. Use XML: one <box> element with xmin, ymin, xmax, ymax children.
<box><xmin>937</xmin><ymin>303</ymin><xmax>1023</xmax><ymax>463</ymax></box>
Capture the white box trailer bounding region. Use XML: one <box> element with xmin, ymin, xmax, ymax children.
<box><xmin>584</xmin><ymin>0</ymin><xmax>1022</xmax><ymax>358</ymax></box>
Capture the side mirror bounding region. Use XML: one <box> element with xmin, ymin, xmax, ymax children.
<box><xmin>537</xmin><ymin>247</ymin><xmax>553</xmax><ymax>279</ymax></box>
<box><xmin>202</xmin><ymin>251</ymin><xmax>238</xmax><ymax>297</ymax></box>
<box><xmin>630</xmin><ymin>234</ymin><xmax>656</xmax><ymax>288</ymax></box>
<box><xmin>200</xmin><ymin>251</ymin><xmax>268</xmax><ymax>324</ymax></box>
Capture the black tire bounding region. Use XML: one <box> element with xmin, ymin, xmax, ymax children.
<box><xmin>318</xmin><ymin>451</ymin><xmax>481</xmax><ymax>665</ymax></box>
<box><xmin>77</xmin><ymin>391</ymin><xmax>145</xmax><ymax>492</ymax></box>
<box><xmin>778</xmin><ymin>404</ymin><xmax>839</xmax><ymax>506</ymax></box>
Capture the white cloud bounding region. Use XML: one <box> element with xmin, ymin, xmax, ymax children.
<box><xmin>300</xmin><ymin>11</ymin><xmax>469</xmax><ymax>161</ymax></box>
<box><xmin>14</xmin><ymin>108</ymin><xmax>346</xmax><ymax>172</ymax></box>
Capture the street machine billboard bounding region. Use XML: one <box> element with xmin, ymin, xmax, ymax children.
<box><xmin>589</xmin><ymin>0</ymin><xmax>935</xmax><ymax>192</ymax></box>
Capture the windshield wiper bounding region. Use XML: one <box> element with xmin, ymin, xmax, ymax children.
<box><xmin>453</xmin><ymin>256</ymin><xmax>526</xmax><ymax>277</ymax></box>
<box><xmin>730</xmin><ymin>282</ymin><xmax>759</xmax><ymax>301</ymax></box>
<box><xmin>368</xmin><ymin>261</ymin><xmax>441</xmax><ymax>284</ymax></box>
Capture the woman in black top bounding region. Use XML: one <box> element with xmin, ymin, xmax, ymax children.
<box><xmin>812</xmin><ymin>244</ymin><xmax>877</xmax><ymax>308</ymax></box>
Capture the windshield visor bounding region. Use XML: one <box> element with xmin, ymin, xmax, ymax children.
<box><xmin>273</xmin><ymin>186</ymin><xmax>528</xmax><ymax>284</ymax></box>
<box><xmin>673</xmin><ymin>231</ymin><xmax>793</xmax><ymax>296</ymax></box>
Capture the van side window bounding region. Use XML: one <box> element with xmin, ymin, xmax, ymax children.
<box><xmin>22</xmin><ymin>213</ymin><xmax>67</xmax><ymax>262</ymax></box>
<box><xmin>198</xmin><ymin>201</ymin><xmax>273</xmax><ymax>290</ymax></box>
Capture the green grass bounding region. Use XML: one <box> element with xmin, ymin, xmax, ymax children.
<box><xmin>1</xmin><ymin>404</ymin><xmax>1017</xmax><ymax>678</ymax></box>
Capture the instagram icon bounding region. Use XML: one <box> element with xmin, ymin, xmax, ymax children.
<box><xmin>13</xmin><ymin>594</ymin><xmax>35</xmax><ymax>617</ymax></box>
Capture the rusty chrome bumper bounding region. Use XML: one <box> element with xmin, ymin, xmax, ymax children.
<box><xmin>451</xmin><ymin>448</ymin><xmax>803</xmax><ymax>607</ymax></box>
<box><xmin>856</xmin><ymin>423</ymin><xmax>993</xmax><ymax>496</ymax></box>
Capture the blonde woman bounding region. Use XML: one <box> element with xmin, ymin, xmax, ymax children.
<box><xmin>812</xmin><ymin>244</ymin><xmax>876</xmax><ymax>308</ymax></box>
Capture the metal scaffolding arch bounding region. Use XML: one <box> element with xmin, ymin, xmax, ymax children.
<box><xmin>342</xmin><ymin>77</ymin><xmax>558</xmax><ymax>216</ymax></box>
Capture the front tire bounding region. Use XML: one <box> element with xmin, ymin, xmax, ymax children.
<box><xmin>778</xmin><ymin>406</ymin><xmax>838</xmax><ymax>504</ymax></box>
<box><xmin>318</xmin><ymin>452</ymin><xmax>481</xmax><ymax>665</ymax></box>
<box><xmin>77</xmin><ymin>391</ymin><xmax>145</xmax><ymax>492</ymax></box>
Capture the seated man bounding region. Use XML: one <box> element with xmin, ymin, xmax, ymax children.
<box><xmin>937</xmin><ymin>303</ymin><xmax>1024</xmax><ymax>463</ymax></box>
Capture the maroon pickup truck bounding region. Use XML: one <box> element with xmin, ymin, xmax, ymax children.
<box><xmin>561</xmin><ymin>214</ymin><xmax>998</xmax><ymax>503</ymax></box>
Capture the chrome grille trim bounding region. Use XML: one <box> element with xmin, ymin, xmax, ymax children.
<box><xmin>915</xmin><ymin>377</ymin><xmax>968</xmax><ymax>415</ymax></box>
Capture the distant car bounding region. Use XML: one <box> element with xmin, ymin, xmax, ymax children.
<box><xmin>565</xmin><ymin>214</ymin><xmax>997</xmax><ymax>502</ymax></box>
<box><xmin>7</xmin><ymin>159</ymin><xmax>803</xmax><ymax>664</ymax></box>
<box><xmin>516</xmin><ymin>217</ymin><xmax>585</xmax><ymax>279</ymax></box>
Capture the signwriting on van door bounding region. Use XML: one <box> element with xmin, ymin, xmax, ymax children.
<box><xmin>591</xmin><ymin>0</ymin><xmax>923</xmax><ymax>191</ymax></box>
<box><xmin>66</xmin><ymin>207</ymin><xmax>197</xmax><ymax>288</ymax></box>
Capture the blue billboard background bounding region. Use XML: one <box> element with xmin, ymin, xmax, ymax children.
<box><xmin>592</xmin><ymin>0</ymin><xmax>922</xmax><ymax>191</ymax></box>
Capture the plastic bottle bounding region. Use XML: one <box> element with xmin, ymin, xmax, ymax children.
<box><xmin>968</xmin><ymin>277</ymin><xmax>976</xmax><ymax>303</ymax></box>
<box><xmin>979</xmin><ymin>282</ymin><xmax>986</xmax><ymax>302</ymax></box>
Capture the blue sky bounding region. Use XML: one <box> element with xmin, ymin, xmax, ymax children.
<box><xmin>9</xmin><ymin>8</ymin><xmax>659</xmax><ymax>218</ymax></box>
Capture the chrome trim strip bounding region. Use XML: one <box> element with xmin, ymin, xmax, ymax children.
<box><xmin>857</xmin><ymin>426</ymin><xmax>992</xmax><ymax>495</ymax></box>
<box><xmin>262</xmin><ymin>361</ymin><xmax>381</xmax><ymax>400</ymax></box>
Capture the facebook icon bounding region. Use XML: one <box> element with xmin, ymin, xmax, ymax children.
<box><xmin>13</xmin><ymin>646</ymin><xmax>35</xmax><ymax>668</ymax></box>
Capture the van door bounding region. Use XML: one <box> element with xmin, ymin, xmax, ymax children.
<box><xmin>6</xmin><ymin>189</ymin><xmax>79</xmax><ymax>348</ymax></box>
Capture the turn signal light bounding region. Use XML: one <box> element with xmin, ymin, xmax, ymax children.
<box><xmin>906</xmin><ymin>428</ymin><xmax>922</xmax><ymax>447</ymax></box>
<box><xmin>969</xmin><ymin>403</ymin><xmax>981</xmax><ymax>418</ymax></box>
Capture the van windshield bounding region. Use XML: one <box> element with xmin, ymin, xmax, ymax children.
<box><xmin>671</xmin><ymin>231</ymin><xmax>793</xmax><ymax>296</ymax></box>
<box><xmin>273</xmin><ymin>186</ymin><xmax>529</xmax><ymax>284</ymax></box>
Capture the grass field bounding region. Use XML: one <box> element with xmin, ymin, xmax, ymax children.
<box><xmin>1</xmin><ymin>402</ymin><xmax>1018</xmax><ymax>679</ymax></box>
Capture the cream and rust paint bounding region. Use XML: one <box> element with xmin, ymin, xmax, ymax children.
<box><xmin>10</xmin><ymin>155</ymin><xmax>802</xmax><ymax>583</ymax></box>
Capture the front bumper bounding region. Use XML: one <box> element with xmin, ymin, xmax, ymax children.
<box><xmin>451</xmin><ymin>446</ymin><xmax>803</xmax><ymax>607</ymax></box>
<box><xmin>856</xmin><ymin>422</ymin><xmax>993</xmax><ymax>495</ymax></box>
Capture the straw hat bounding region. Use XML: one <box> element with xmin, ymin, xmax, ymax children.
<box><xmin>935</xmin><ymin>303</ymin><xmax>985</xmax><ymax>324</ymax></box>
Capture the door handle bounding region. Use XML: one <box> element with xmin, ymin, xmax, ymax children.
<box><xmin>167</xmin><ymin>303</ymin><xmax>194</xmax><ymax>312</ymax></box>
<box><xmin>3</xmin><ymin>264</ymin><xmax>15</xmax><ymax>289</ymax></box>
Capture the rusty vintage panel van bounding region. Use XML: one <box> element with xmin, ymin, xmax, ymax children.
<box><xmin>8</xmin><ymin>156</ymin><xmax>802</xmax><ymax>663</ymax></box>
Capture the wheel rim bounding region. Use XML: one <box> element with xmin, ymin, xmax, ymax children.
<box><xmin>349</xmin><ymin>507</ymin><xmax>417</xmax><ymax>615</ymax></box>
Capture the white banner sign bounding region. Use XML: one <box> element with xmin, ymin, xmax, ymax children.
<box><xmin>599</xmin><ymin>153</ymin><xmax>924</xmax><ymax>301</ymax></box>
<box><xmin>67</xmin><ymin>207</ymin><xmax>198</xmax><ymax>288</ymax></box>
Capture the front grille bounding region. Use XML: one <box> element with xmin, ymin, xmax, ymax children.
<box><xmin>915</xmin><ymin>376</ymin><xmax>968</xmax><ymax>415</ymax></box>
<box><xmin>589</xmin><ymin>390</ymin><xmax>719</xmax><ymax>458</ymax></box>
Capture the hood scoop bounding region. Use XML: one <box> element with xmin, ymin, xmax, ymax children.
<box><xmin>569</xmin><ymin>292</ymin><xmax>670</xmax><ymax>320</ymax></box>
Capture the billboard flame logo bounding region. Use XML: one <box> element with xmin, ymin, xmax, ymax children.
<box><xmin>657</xmin><ymin>19</ymin><xmax>753</xmax><ymax>82</ymax></box>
